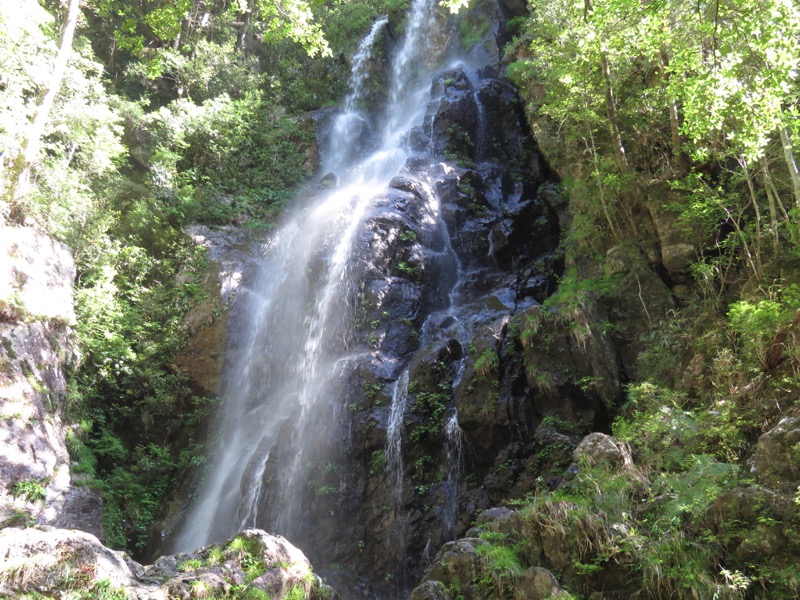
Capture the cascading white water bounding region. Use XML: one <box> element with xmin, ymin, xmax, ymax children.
<box><xmin>443</xmin><ymin>409</ymin><xmax>464</xmax><ymax>535</ymax></box>
<box><xmin>174</xmin><ymin>0</ymin><xmax>441</xmax><ymax>554</ymax></box>
<box><xmin>383</xmin><ymin>0</ymin><xmax>437</xmax><ymax>148</ymax></box>
<box><xmin>386</xmin><ymin>369</ymin><xmax>409</xmax><ymax>505</ymax></box>
<box><xmin>345</xmin><ymin>17</ymin><xmax>388</xmax><ymax>113</ymax></box>
<box><xmin>322</xmin><ymin>16</ymin><xmax>388</xmax><ymax>176</ymax></box>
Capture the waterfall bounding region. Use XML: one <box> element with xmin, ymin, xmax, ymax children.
<box><xmin>443</xmin><ymin>408</ymin><xmax>464</xmax><ymax>536</ymax></box>
<box><xmin>174</xmin><ymin>0</ymin><xmax>442</xmax><ymax>554</ymax></box>
<box><xmin>345</xmin><ymin>17</ymin><xmax>388</xmax><ymax>114</ymax></box>
<box><xmin>386</xmin><ymin>369</ymin><xmax>408</xmax><ymax>506</ymax></box>
<box><xmin>322</xmin><ymin>16</ymin><xmax>388</xmax><ymax>176</ymax></box>
<box><xmin>383</xmin><ymin>0</ymin><xmax>437</xmax><ymax>147</ymax></box>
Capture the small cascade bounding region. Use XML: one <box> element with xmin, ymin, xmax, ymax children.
<box><xmin>472</xmin><ymin>92</ymin><xmax>487</xmax><ymax>160</ymax></box>
<box><xmin>344</xmin><ymin>17</ymin><xmax>388</xmax><ymax>113</ymax></box>
<box><xmin>383</xmin><ymin>0</ymin><xmax>437</xmax><ymax>147</ymax></box>
<box><xmin>322</xmin><ymin>16</ymin><xmax>388</xmax><ymax>176</ymax></box>
<box><xmin>442</xmin><ymin>408</ymin><xmax>464</xmax><ymax>536</ymax></box>
<box><xmin>463</xmin><ymin>69</ymin><xmax>488</xmax><ymax>161</ymax></box>
<box><xmin>386</xmin><ymin>369</ymin><xmax>409</xmax><ymax>506</ymax></box>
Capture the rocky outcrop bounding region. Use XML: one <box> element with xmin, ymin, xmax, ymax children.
<box><xmin>0</xmin><ymin>226</ymin><xmax>102</xmax><ymax>538</ymax></box>
<box><xmin>406</xmin><ymin>435</ymin><xmax>639</xmax><ymax>598</ymax></box>
<box><xmin>173</xmin><ymin>225</ymin><xmax>261</xmax><ymax>397</ymax></box>
<box><xmin>751</xmin><ymin>412</ymin><xmax>800</xmax><ymax>491</ymax></box>
<box><xmin>0</xmin><ymin>527</ymin><xmax>338</xmax><ymax>599</ymax></box>
<box><xmin>573</xmin><ymin>432</ymin><xmax>630</xmax><ymax>469</ymax></box>
<box><xmin>153</xmin><ymin>3</ymin><xmax>637</xmax><ymax>597</ymax></box>
<box><xmin>406</xmin><ymin>507</ymin><xmax>579</xmax><ymax>599</ymax></box>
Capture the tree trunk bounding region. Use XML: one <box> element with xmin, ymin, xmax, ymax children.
<box><xmin>236</xmin><ymin>0</ymin><xmax>256</xmax><ymax>52</ymax></box>
<box><xmin>599</xmin><ymin>52</ymin><xmax>629</xmax><ymax>173</ymax></box>
<box><xmin>584</xmin><ymin>0</ymin><xmax>628</xmax><ymax>173</ymax></box>
<box><xmin>10</xmin><ymin>0</ymin><xmax>81</xmax><ymax>214</ymax></box>
<box><xmin>738</xmin><ymin>157</ymin><xmax>762</xmax><ymax>277</ymax></box>
<box><xmin>659</xmin><ymin>48</ymin><xmax>690</xmax><ymax>174</ymax></box>
<box><xmin>760</xmin><ymin>157</ymin><xmax>781</xmax><ymax>256</ymax></box>
<box><xmin>780</xmin><ymin>126</ymin><xmax>800</xmax><ymax>209</ymax></box>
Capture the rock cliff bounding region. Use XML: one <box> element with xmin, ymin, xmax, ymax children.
<box><xmin>0</xmin><ymin>226</ymin><xmax>102</xmax><ymax>538</ymax></box>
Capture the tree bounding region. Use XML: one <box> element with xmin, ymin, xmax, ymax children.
<box><xmin>510</xmin><ymin>0</ymin><xmax>800</xmax><ymax>269</ymax></box>
<box><xmin>4</xmin><ymin>0</ymin><xmax>81</xmax><ymax>220</ymax></box>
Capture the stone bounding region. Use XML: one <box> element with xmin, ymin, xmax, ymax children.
<box><xmin>573</xmin><ymin>433</ymin><xmax>629</xmax><ymax>469</ymax></box>
<box><xmin>0</xmin><ymin>226</ymin><xmax>76</xmax><ymax>324</ymax></box>
<box><xmin>406</xmin><ymin>580</ymin><xmax>450</xmax><ymax>600</ymax></box>
<box><xmin>605</xmin><ymin>245</ymin><xmax>631</xmax><ymax>274</ymax></box>
<box><xmin>0</xmin><ymin>527</ymin><xmax>142</xmax><ymax>596</ymax></box>
<box><xmin>752</xmin><ymin>413</ymin><xmax>800</xmax><ymax>490</ymax></box>
<box><xmin>421</xmin><ymin>538</ymin><xmax>488</xmax><ymax>592</ymax></box>
<box><xmin>173</xmin><ymin>225</ymin><xmax>260</xmax><ymax>396</ymax></box>
<box><xmin>661</xmin><ymin>243</ymin><xmax>696</xmax><ymax>272</ymax></box>
<box><xmin>0</xmin><ymin>527</ymin><xmax>338</xmax><ymax>599</ymax></box>
<box><xmin>0</xmin><ymin>228</ymin><xmax>100</xmax><ymax>537</ymax></box>
<box><xmin>52</xmin><ymin>486</ymin><xmax>105</xmax><ymax>541</ymax></box>
<box><xmin>711</xmin><ymin>485</ymin><xmax>797</xmax><ymax>563</ymax></box>
<box><xmin>514</xmin><ymin>566</ymin><xmax>562</xmax><ymax>600</ymax></box>
<box><xmin>474</xmin><ymin>506</ymin><xmax>516</xmax><ymax>529</ymax></box>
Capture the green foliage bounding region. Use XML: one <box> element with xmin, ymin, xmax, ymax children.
<box><xmin>286</xmin><ymin>584</ymin><xmax>306</xmax><ymax>600</ymax></box>
<box><xmin>178</xmin><ymin>558</ymin><xmax>204</xmax><ymax>573</ymax></box>
<box><xmin>363</xmin><ymin>381</ymin><xmax>383</xmax><ymax>401</ymax></box>
<box><xmin>65</xmin><ymin>424</ymin><xmax>97</xmax><ymax>478</ymax></box>
<box><xmin>510</xmin><ymin>0</ymin><xmax>800</xmax><ymax>271</ymax></box>
<box><xmin>457</xmin><ymin>4</ymin><xmax>491</xmax><ymax>48</ymax></box>
<box><xmin>369</xmin><ymin>450</ymin><xmax>387</xmax><ymax>476</ymax></box>
<box><xmin>473</xmin><ymin>348</ymin><xmax>498</xmax><ymax>379</ymax></box>
<box><xmin>727</xmin><ymin>286</ymin><xmax>800</xmax><ymax>369</ymax></box>
<box><xmin>475</xmin><ymin>538</ymin><xmax>523</xmax><ymax>596</ymax></box>
<box><xmin>10</xmin><ymin>478</ymin><xmax>48</xmax><ymax>503</ymax></box>
<box><xmin>395</xmin><ymin>260</ymin><xmax>421</xmax><ymax>281</ymax></box>
<box><xmin>141</xmin><ymin>90</ymin><xmax>314</xmax><ymax>227</ymax></box>
<box><xmin>226</xmin><ymin>535</ymin><xmax>266</xmax><ymax>584</ymax></box>
<box><xmin>408</xmin><ymin>391</ymin><xmax>449</xmax><ymax>442</ymax></box>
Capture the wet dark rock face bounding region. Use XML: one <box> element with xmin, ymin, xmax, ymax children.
<box><xmin>154</xmin><ymin>25</ymin><xmax>621</xmax><ymax>600</ymax></box>
<box><xmin>253</xmin><ymin>63</ymin><xmax>618</xmax><ymax>599</ymax></box>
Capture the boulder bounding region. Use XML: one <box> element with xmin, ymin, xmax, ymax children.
<box><xmin>407</xmin><ymin>580</ymin><xmax>449</xmax><ymax>600</ymax></box>
<box><xmin>573</xmin><ymin>433</ymin><xmax>629</xmax><ymax>469</ymax></box>
<box><xmin>415</xmin><ymin>537</ymin><xmax>488</xmax><ymax>596</ymax></box>
<box><xmin>514</xmin><ymin>566</ymin><xmax>562</xmax><ymax>600</ymax></box>
<box><xmin>0</xmin><ymin>527</ymin><xmax>142</xmax><ymax>596</ymax></box>
<box><xmin>0</xmin><ymin>527</ymin><xmax>338</xmax><ymax>599</ymax></box>
<box><xmin>661</xmin><ymin>243</ymin><xmax>696</xmax><ymax>273</ymax></box>
<box><xmin>752</xmin><ymin>413</ymin><xmax>800</xmax><ymax>490</ymax></box>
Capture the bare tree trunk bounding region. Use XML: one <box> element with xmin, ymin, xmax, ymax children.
<box><xmin>599</xmin><ymin>53</ymin><xmax>629</xmax><ymax>173</ymax></box>
<box><xmin>10</xmin><ymin>0</ymin><xmax>81</xmax><ymax>215</ymax></box>
<box><xmin>780</xmin><ymin>127</ymin><xmax>800</xmax><ymax>209</ymax></box>
<box><xmin>659</xmin><ymin>48</ymin><xmax>690</xmax><ymax>174</ymax></box>
<box><xmin>760</xmin><ymin>157</ymin><xmax>781</xmax><ymax>256</ymax></box>
<box><xmin>236</xmin><ymin>0</ymin><xmax>256</xmax><ymax>52</ymax></box>
<box><xmin>584</xmin><ymin>0</ymin><xmax>628</xmax><ymax>173</ymax></box>
<box><xmin>739</xmin><ymin>157</ymin><xmax>762</xmax><ymax>277</ymax></box>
